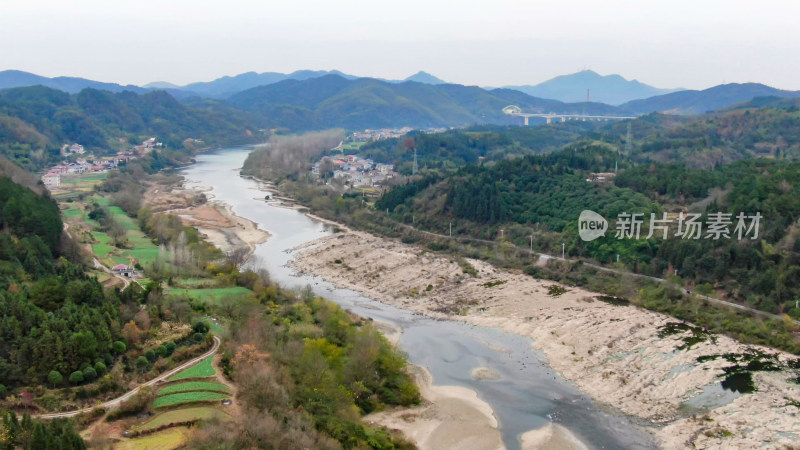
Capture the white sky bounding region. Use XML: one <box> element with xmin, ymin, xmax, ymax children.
<box><xmin>1</xmin><ymin>0</ymin><xmax>799</xmax><ymax>90</ymax></box>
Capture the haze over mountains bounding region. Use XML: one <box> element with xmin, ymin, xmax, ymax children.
<box><xmin>504</xmin><ymin>70</ymin><xmax>682</xmax><ymax>105</ymax></box>
<box><xmin>1</xmin><ymin>69</ymin><xmax>799</xmax><ymax>130</ymax></box>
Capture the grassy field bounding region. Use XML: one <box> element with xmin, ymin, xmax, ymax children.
<box><xmin>91</xmin><ymin>231</ymin><xmax>114</xmax><ymax>259</ymax></box>
<box><xmin>114</xmin><ymin>426</ymin><xmax>190</xmax><ymax>450</ymax></box>
<box><xmin>158</xmin><ymin>381</ymin><xmax>231</xmax><ymax>395</ymax></box>
<box><xmin>202</xmin><ymin>318</ymin><xmax>225</xmax><ymax>334</ymax></box>
<box><xmin>152</xmin><ymin>391</ymin><xmax>230</xmax><ymax>408</ymax></box>
<box><xmin>167</xmin><ymin>357</ymin><xmax>216</xmax><ymax>381</ymax></box>
<box><xmin>339</xmin><ymin>141</ymin><xmax>365</xmax><ymax>153</ymax></box>
<box><xmin>134</xmin><ymin>407</ymin><xmax>231</xmax><ymax>432</ymax></box>
<box><xmin>164</xmin><ymin>287</ymin><xmax>253</xmax><ymax>306</ymax></box>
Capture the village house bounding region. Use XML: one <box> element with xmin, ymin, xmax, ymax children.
<box><xmin>112</xmin><ymin>264</ymin><xmax>137</xmax><ymax>278</ymax></box>
<box><xmin>42</xmin><ymin>171</ymin><xmax>60</xmax><ymax>187</ymax></box>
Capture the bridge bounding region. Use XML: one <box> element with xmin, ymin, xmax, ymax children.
<box><xmin>503</xmin><ymin>105</ymin><xmax>636</xmax><ymax>125</ymax></box>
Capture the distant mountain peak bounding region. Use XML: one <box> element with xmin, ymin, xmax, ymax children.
<box><xmin>505</xmin><ymin>70</ymin><xmax>682</xmax><ymax>105</ymax></box>
<box><xmin>143</xmin><ymin>81</ymin><xmax>180</xmax><ymax>89</ymax></box>
<box><xmin>404</xmin><ymin>71</ymin><xmax>447</xmax><ymax>85</ymax></box>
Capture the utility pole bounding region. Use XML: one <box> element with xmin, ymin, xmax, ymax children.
<box><xmin>530</xmin><ymin>234</ymin><xmax>533</xmax><ymax>252</ymax></box>
<box><xmin>449</xmin><ymin>222</ymin><xmax>452</xmax><ymax>237</ymax></box>
<box><xmin>562</xmin><ymin>243</ymin><xmax>565</xmax><ymax>259</ymax></box>
<box><xmin>413</xmin><ymin>147</ymin><xmax>418</xmax><ymax>175</ymax></box>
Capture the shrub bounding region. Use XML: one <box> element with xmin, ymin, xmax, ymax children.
<box><xmin>48</xmin><ymin>370</ymin><xmax>63</xmax><ymax>387</ymax></box>
<box><xmin>156</xmin><ymin>344</ymin><xmax>168</xmax><ymax>358</ymax></box>
<box><xmin>82</xmin><ymin>366</ymin><xmax>97</xmax><ymax>381</ymax></box>
<box><xmin>113</xmin><ymin>341</ymin><xmax>127</xmax><ymax>354</ymax></box>
<box><xmin>69</xmin><ymin>371</ymin><xmax>84</xmax><ymax>384</ymax></box>
<box><xmin>192</xmin><ymin>321</ymin><xmax>209</xmax><ymax>334</ymax></box>
<box><xmin>135</xmin><ymin>356</ymin><xmax>149</xmax><ymax>372</ymax></box>
<box><xmin>164</xmin><ymin>341</ymin><xmax>177</xmax><ymax>356</ymax></box>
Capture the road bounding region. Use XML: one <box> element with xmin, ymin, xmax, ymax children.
<box><xmin>393</xmin><ymin>221</ymin><xmax>794</xmax><ymax>324</ymax></box>
<box><xmin>36</xmin><ymin>336</ymin><xmax>221</xmax><ymax>419</ymax></box>
<box><xmin>93</xmin><ymin>258</ymin><xmax>131</xmax><ymax>289</ymax></box>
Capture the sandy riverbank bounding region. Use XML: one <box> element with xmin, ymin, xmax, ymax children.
<box><xmin>290</xmin><ymin>230</ymin><xmax>800</xmax><ymax>449</ymax></box>
<box><xmin>144</xmin><ymin>183</ymin><xmax>270</xmax><ymax>258</ymax></box>
<box><xmin>365</xmin><ymin>365</ymin><xmax>504</xmax><ymax>450</ymax></box>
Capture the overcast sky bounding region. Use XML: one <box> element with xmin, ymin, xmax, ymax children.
<box><xmin>2</xmin><ymin>0</ymin><xmax>799</xmax><ymax>90</ymax></box>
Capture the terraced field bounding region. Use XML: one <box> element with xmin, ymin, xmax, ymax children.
<box><xmin>134</xmin><ymin>407</ymin><xmax>231</xmax><ymax>432</ymax></box>
<box><xmin>152</xmin><ymin>391</ymin><xmax>230</xmax><ymax>408</ymax></box>
<box><xmin>157</xmin><ymin>381</ymin><xmax>230</xmax><ymax>395</ymax></box>
<box><xmin>114</xmin><ymin>426</ymin><xmax>191</xmax><ymax>450</ymax></box>
<box><xmin>167</xmin><ymin>357</ymin><xmax>215</xmax><ymax>381</ymax></box>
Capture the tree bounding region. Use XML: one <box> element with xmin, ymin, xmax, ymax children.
<box><xmin>156</xmin><ymin>344</ymin><xmax>168</xmax><ymax>358</ymax></box>
<box><xmin>145</xmin><ymin>349</ymin><xmax>156</xmax><ymax>362</ymax></box>
<box><xmin>94</xmin><ymin>361</ymin><xmax>107</xmax><ymax>376</ymax></box>
<box><xmin>135</xmin><ymin>356</ymin><xmax>149</xmax><ymax>372</ymax></box>
<box><xmin>68</xmin><ymin>371</ymin><xmax>84</xmax><ymax>385</ymax></box>
<box><xmin>47</xmin><ymin>370</ymin><xmax>63</xmax><ymax>387</ymax></box>
<box><xmin>164</xmin><ymin>341</ymin><xmax>176</xmax><ymax>356</ymax></box>
<box><xmin>192</xmin><ymin>321</ymin><xmax>209</xmax><ymax>334</ymax></box>
<box><xmin>121</xmin><ymin>321</ymin><xmax>143</xmax><ymax>346</ymax></box>
<box><xmin>113</xmin><ymin>341</ymin><xmax>127</xmax><ymax>354</ymax></box>
<box><xmin>82</xmin><ymin>366</ymin><xmax>97</xmax><ymax>381</ymax></box>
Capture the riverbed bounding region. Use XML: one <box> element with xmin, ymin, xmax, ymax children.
<box><xmin>181</xmin><ymin>146</ymin><xmax>658</xmax><ymax>449</ymax></box>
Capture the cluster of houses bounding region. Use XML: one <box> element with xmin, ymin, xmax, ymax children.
<box><xmin>312</xmin><ymin>155</ymin><xmax>397</xmax><ymax>187</ymax></box>
<box><xmin>42</xmin><ymin>137</ymin><xmax>161</xmax><ymax>188</ymax></box>
<box><xmin>134</xmin><ymin>137</ymin><xmax>163</xmax><ymax>153</ymax></box>
<box><xmin>352</xmin><ymin>127</ymin><xmax>415</xmax><ymax>142</ymax></box>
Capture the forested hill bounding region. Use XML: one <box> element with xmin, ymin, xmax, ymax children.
<box><xmin>620</xmin><ymin>83</ymin><xmax>799</xmax><ymax>115</ymax></box>
<box><xmin>591</xmin><ymin>106</ymin><xmax>800</xmax><ymax>167</ymax></box>
<box><xmin>0</xmin><ymin>177</ymin><xmax>122</xmax><ymax>388</ymax></box>
<box><xmin>348</xmin><ymin>105</ymin><xmax>800</xmax><ymax>173</ymax></box>
<box><xmin>0</xmin><ymin>86</ymin><xmax>259</xmax><ymax>170</ymax></box>
<box><xmin>225</xmin><ymin>74</ymin><xmax>626</xmax><ymax>130</ymax></box>
<box><xmin>376</xmin><ymin>141</ymin><xmax>800</xmax><ymax>321</ymax></box>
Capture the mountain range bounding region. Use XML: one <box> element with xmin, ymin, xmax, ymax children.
<box><xmin>505</xmin><ymin>70</ymin><xmax>681</xmax><ymax>105</ymax></box>
<box><xmin>223</xmin><ymin>74</ymin><xmax>622</xmax><ymax>130</ymax></box>
<box><xmin>1</xmin><ymin>69</ymin><xmax>799</xmax><ymax>130</ymax></box>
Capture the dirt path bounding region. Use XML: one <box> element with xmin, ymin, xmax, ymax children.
<box><xmin>93</xmin><ymin>257</ymin><xmax>131</xmax><ymax>289</ymax></box>
<box><xmin>36</xmin><ymin>336</ymin><xmax>221</xmax><ymax>419</ymax></box>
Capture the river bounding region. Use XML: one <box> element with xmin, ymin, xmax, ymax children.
<box><xmin>180</xmin><ymin>146</ymin><xmax>658</xmax><ymax>450</ymax></box>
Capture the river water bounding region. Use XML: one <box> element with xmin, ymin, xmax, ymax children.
<box><xmin>181</xmin><ymin>146</ymin><xmax>658</xmax><ymax>450</ymax></box>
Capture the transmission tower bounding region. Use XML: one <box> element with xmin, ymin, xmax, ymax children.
<box><xmin>413</xmin><ymin>147</ymin><xmax>418</xmax><ymax>175</ymax></box>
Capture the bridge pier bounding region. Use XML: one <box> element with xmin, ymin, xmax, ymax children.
<box><xmin>524</xmin><ymin>116</ymin><xmax>529</xmax><ymax>126</ymax></box>
<box><xmin>546</xmin><ymin>117</ymin><xmax>552</xmax><ymax>124</ymax></box>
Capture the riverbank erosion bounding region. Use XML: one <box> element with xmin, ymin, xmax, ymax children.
<box><xmin>290</xmin><ymin>230</ymin><xmax>800</xmax><ymax>449</ymax></box>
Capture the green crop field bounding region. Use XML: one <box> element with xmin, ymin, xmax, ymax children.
<box><xmin>62</xmin><ymin>207</ymin><xmax>84</xmax><ymax>219</ymax></box>
<box><xmin>165</xmin><ymin>287</ymin><xmax>253</xmax><ymax>305</ymax></box>
<box><xmin>158</xmin><ymin>381</ymin><xmax>231</xmax><ymax>395</ymax></box>
<box><xmin>134</xmin><ymin>407</ymin><xmax>231</xmax><ymax>432</ymax></box>
<box><xmin>167</xmin><ymin>357</ymin><xmax>216</xmax><ymax>381</ymax></box>
<box><xmin>91</xmin><ymin>232</ymin><xmax>114</xmax><ymax>259</ymax></box>
<box><xmin>115</xmin><ymin>426</ymin><xmax>190</xmax><ymax>449</ymax></box>
<box><xmin>152</xmin><ymin>391</ymin><xmax>230</xmax><ymax>408</ymax></box>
